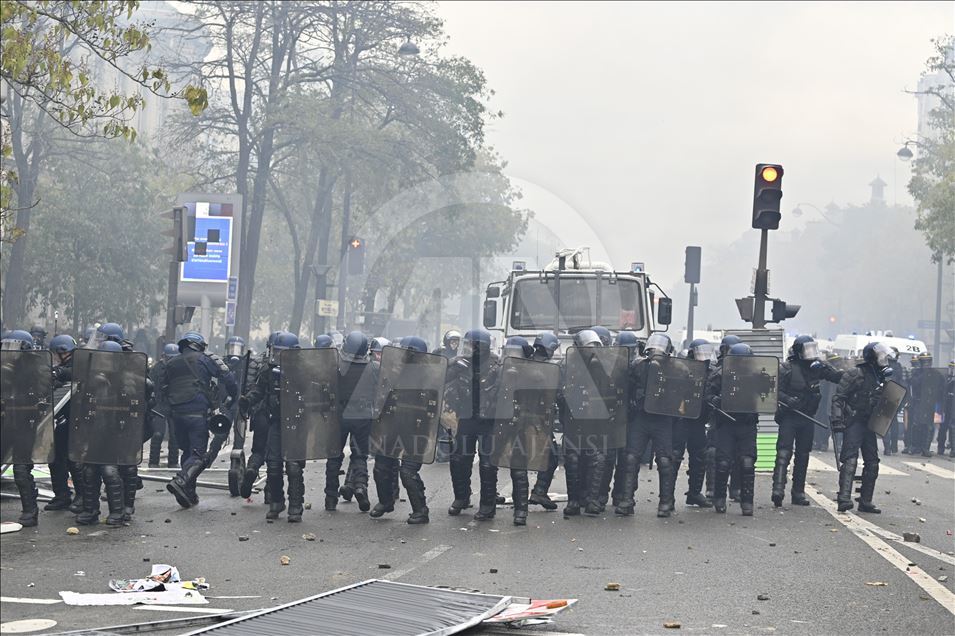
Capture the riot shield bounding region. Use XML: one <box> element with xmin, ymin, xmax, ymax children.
<box><xmin>721</xmin><ymin>356</ymin><xmax>779</xmax><ymax>414</ymax></box>
<box><xmin>68</xmin><ymin>349</ymin><xmax>147</xmax><ymax>465</ymax></box>
<box><xmin>869</xmin><ymin>380</ymin><xmax>907</xmax><ymax>437</ymax></box>
<box><xmin>913</xmin><ymin>369</ymin><xmax>946</xmax><ymax>420</ymax></box>
<box><xmin>1</xmin><ymin>350</ymin><xmax>55</xmax><ymax>465</ymax></box>
<box><xmin>488</xmin><ymin>357</ymin><xmax>560</xmax><ymax>471</ymax></box>
<box><xmin>279</xmin><ymin>348</ymin><xmax>340</xmax><ymax>461</ymax></box>
<box><xmin>561</xmin><ymin>346</ymin><xmax>629</xmax><ymax>450</ymax></box>
<box><xmin>370</xmin><ymin>346</ymin><xmax>447</xmax><ymax>464</ymax></box>
<box><xmin>643</xmin><ymin>356</ymin><xmax>707</xmax><ymax>419</ymax></box>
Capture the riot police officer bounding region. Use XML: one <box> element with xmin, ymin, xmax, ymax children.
<box><xmin>528</xmin><ymin>331</ymin><xmax>561</xmax><ymax>510</ymax></box>
<box><xmin>445</xmin><ymin>329</ymin><xmax>501</xmax><ymax>520</ymax></box>
<box><xmin>148</xmin><ymin>344</ymin><xmax>180</xmax><ymax>468</ymax></box>
<box><xmin>45</xmin><ymin>334</ymin><xmax>81</xmax><ymax>512</ymax></box>
<box><xmin>674</xmin><ymin>338</ymin><xmax>715</xmax><ymax>508</ymax></box>
<box><xmin>706</xmin><ymin>343</ymin><xmax>760</xmax><ymax>516</ymax></box>
<box><xmin>241</xmin><ymin>332</ymin><xmax>303</xmax><ymax>521</ymax></box>
<box><xmin>561</xmin><ymin>329</ymin><xmax>602</xmax><ymax>518</ymax></box>
<box><xmin>941</xmin><ymin>362</ymin><xmax>955</xmax><ymax>457</ymax></box>
<box><xmin>435</xmin><ymin>330</ymin><xmax>461</xmax><ymax>359</ymax></box>
<box><xmin>706</xmin><ymin>334</ymin><xmax>741</xmax><ymax>503</ymax></box>
<box><xmin>327</xmin><ymin>331</ymin><xmax>376</xmax><ymax>512</ymax></box>
<box><xmin>909</xmin><ymin>352</ymin><xmax>937</xmax><ymax>457</ymax></box>
<box><xmin>3</xmin><ymin>330</ymin><xmax>43</xmax><ymax>527</ymax></box>
<box><xmin>831</xmin><ymin>342</ymin><xmax>894</xmax><ymax>513</ymax></box>
<box><xmin>771</xmin><ymin>336</ymin><xmax>843</xmax><ymax>507</ymax></box>
<box><xmin>239</xmin><ymin>332</ymin><xmax>281</xmax><ymax>499</ymax></box>
<box><xmin>29</xmin><ymin>325</ymin><xmax>47</xmax><ymax>349</ymax></box>
<box><xmin>161</xmin><ymin>332</ymin><xmax>237</xmax><ymax>509</ymax></box>
<box><xmin>616</xmin><ymin>333</ymin><xmax>676</xmax><ymax>517</ymax></box>
<box><xmin>370</xmin><ymin>336</ymin><xmax>433</xmax><ymax>524</ymax></box>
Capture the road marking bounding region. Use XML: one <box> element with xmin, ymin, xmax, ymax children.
<box><xmin>0</xmin><ymin>597</ymin><xmax>62</xmax><ymax>605</ymax></box>
<box><xmin>133</xmin><ymin>606</ymin><xmax>234</xmax><ymax>615</ymax></box>
<box><xmin>381</xmin><ymin>544</ymin><xmax>453</xmax><ymax>581</ymax></box>
<box><xmin>903</xmin><ymin>462</ymin><xmax>955</xmax><ymax>480</ymax></box>
<box><xmin>808</xmin><ymin>455</ymin><xmax>907</xmax><ymax>476</ymax></box>
<box><xmin>805</xmin><ymin>485</ymin><xmax>955</xmax><ymax>615</ymax></box>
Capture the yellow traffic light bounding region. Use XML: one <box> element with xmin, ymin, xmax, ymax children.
<box><xmin>761</xmin><ymin>166</ymin><xmax>779</xmax><ymax>183</ymax></box>
<box><xmin>349</xmin><ymin>238</ymin><xmax>362</xmax><ymax>249</ymax></box>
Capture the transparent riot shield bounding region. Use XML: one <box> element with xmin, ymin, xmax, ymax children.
<box><xmin>488</xmin><ymin>357</ymin><xmax>560</xmax><ymax>471</ymax></box>
<box><xmin>68</xmin><ymin>349</ymin><xmax>147</xmax><ymax>465</ymax></box>
<box><xmin>643</xmin><ymin>356</ymin><xmax>707</xmax><ymax>419</ymax></box>
<box><xmin>561</xmin><ymin>346</ymin><xmax>629</xmax><ymax>450</ymax></box>
<box><xmin>370</xmin><ymin>346</ymin><xmax>447</xmax><ymax>464</ymax></box>
<box><xmin>913</xmin><ymin>369</ymin><xmax>946</xmax><ymax>420</ymax></box>
<box><xmin>279</xmin><ymin>348</ymin><xmax>340</xmax><ymax>461</ymax></box>
<box><xmin>868</xmin><ymin>380</ymin><xmax>907</xmax><ymax>437</ymax></box>
<box><xmin>721</xmin><ymin>355</ymin><xmax>779</xmax><ymax>414</ymax></box>
<box><xmin>1</xmin><ymin>350</ymin><xmax>55</xmax><ymax>464</ymax></box>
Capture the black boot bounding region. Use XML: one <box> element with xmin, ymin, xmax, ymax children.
<box><xmin>614</xmin><ymin>452</ymin><xmax>639</xmax><ymax>516</ymax></box>
<box><xmin>598</xmin><ymin>452</ymin><xmax>615</xmax><ymax>510</ymax></box>
<box><xmin>857</xmin><ymin>463</ymin><xmax>880</xmax><ymax>514</ymax></box>
<box><xmin>729</xmin><ymin>460</ymin><xmax>741</xmax><ymax>502</ymax></box>
<box><xmin>265</xmin><ymin>462</ymin><xmax>285</xmax><ymax>519</ymax></box>
<box><xmin>529</xmin><ymin>474</ymin><xmax>558</xmax><ymax>510</ymax></box>
<box><xmin>402</xmin><ymin>467</ymin><xmax>430</xmax><ymax>525</ymax></box>
<box><xmin>240</xmin><ymin>452</ymin><xmax>263</xmax><ymax>499</ymax></box>
<box><xmin>790</xmin><ymin>450</ymin><xmax>810</xmax><ymax>506</ymax></box>
<box><xmin>511</xmin><ymin>469</ymin><xmax>529</xmax><ymax>526</ymax></box>
<box><xmin>14</xmin><ymin>466</ymin><xmax>39</xmax><ymax>527</ymax></box>
<box><xmin>563</xmin><ymin>448</ymin><xmax>581</xmax><ymax>517</ymax></box>
<box><xmin>447</xmin><ymin>454</ymin><xmax>473</xmax><ymax>515</ymax></box>
<box><xmin>473</xmin><ymin>461</ymin><xmax>498</xmax><ymax>520</ymax></box>
<box><xmin>771</xmin><ymin>449</ymin><xmax>790</xmax><ymax>508</ymax></box>
<box><xmin>584</xmin><ymin>451</ymin><xmax>607</xmax><ymax>516</ymax></box>
<box><xmin>704</xmin><ymin>446</ymin><xmax>716</xmax><ymax>503</ymax></box>
<box><xmin>740</xmin><ymin>461</ymin><xmax>755</xmax><ymax>516</ymax></box>
<box><xmin>76</xmin><ymin>466</ymin><xmax>101</xmax><ymax>525</ymax></box>
<box><xmin>370</xmin><ymin>460</ymin><xmax>395</xmax><ymax>517</ymax></box>
<box><xmin>119</xmin><ymin>466</ymin><xmax>137</xmax><ymax>522</ymax></box>
<box><xmin>68</xmin><ymin>463</ymin><xmax>85</xmax><ymax>514</ymax></box>
<box><xmin>286</xmin><ymin>462</ymin><xmax>305</xmax><ymax>522</ymax></box>
<box><xmin>686</xmin><ymin>447</ymin><xmax>709</xmax><ymax>507</ymax></box>
<box><xmin>46</xmin><ymin>458</ymin><xmax>72</xmax><ymax>510</ymax></box>
<box><xmin>103</xmin><ymin>467</ymin><xmax>126</xmax><ymax>526</ymax></box>
<box><xmin>166</xmin><ymin>460</ymin><xmax>203</xmax><ymax>509</ymax></box>
<box><xmin>657</xmin><ymin>457</ymin><xmax>675</xmax><ymax>518</ymax></box>
<box><xmin>836</xmin><ymin>457</ymin><xmax>857</xmax><ymax>512</ymax></box>
<box><xmin>713</xmin><ymin>460</ymin><xmax>729</xmax><ymax>514</ymax></box>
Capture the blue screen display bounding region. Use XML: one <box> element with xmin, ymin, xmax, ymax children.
<box><xmin>182</xmin><ymin>216</ymin><xmax>232</xmax><ymax>282</ymax></box>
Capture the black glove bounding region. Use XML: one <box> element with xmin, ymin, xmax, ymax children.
<box><xmin>238</xmin><ymin>396</ymin><xmax>250</xmax><ymax>418</ymax></box>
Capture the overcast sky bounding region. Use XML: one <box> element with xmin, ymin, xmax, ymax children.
<box><xmin>436</xmin><ymin>1</ymin><xmax>952</xmax><ymax>288</ymax></box>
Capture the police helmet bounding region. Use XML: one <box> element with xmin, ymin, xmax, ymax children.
<box><xmin>370</xmin><ymin>337</ymin><xmax>390</xmax><ymax>353</ymax></box>
<box><xmin>98</xmin><ymin>340</ymin><xmax>124</xmax><ymax>352</ymax></box>
<box><xmin>533</xmin><ymin>332</ymin><xmax>560</xmax><ymax>359</ymax></box>
<box><xmin>162</xmin><ymin>343</ymin><xmax>180</xmax><ymax>358</ymax></box>
<box><xmin>862</xmin><ymin>342</ymin><xmax>891</xmax><ymax>368</ymax></box>
<box><xmin>461</xmin><ymin>329</ymin><xmax>492</xmax><ymax>357</ymax></box>
<box><xmin>178</xmin><ymin>331</ymin><xmax>207</xmax><ymax>353</ymax></box>
<box><xmin>645</xmin><ymin>333</ymin><xmax>673</xmax><ymax>356</ymax></box>
<box><xmin>614</xmin><ymin>331</ymin><xmax>639</xmax><ymax>349</ymax></box>
<box><xmin>403</xmin><ymin>336</ymin><xmax>429</xmax><ymax>353</ymax></box>
<box><xmin>719</xmin><ymin>334</ymin><xmax>742</xmax><ymax>358</ymax></box>
<box><xmin>314</xmin><ymin>335</ymin><xmax>334</xmax><ymax>349</ymax></box>
<box><xmin>574</xmin><ymin>329</ymin><xmax>601</xmax><ymax>348</ymax></box>
<box><xmin>49</xmin><ymin>334</ymin><xmax>77</xmax><ymax>355</ymax></box>
<box><xmin>728</xmin><ymin>343</ymin><xmax>753</xmax><ymax>356</ymax></box>
<box><xmin>687</xmin><ymin>338</ymin><xmax>715</xmax><ymax>361</ymax></box>
<box><xmin>342</xmin><ymin>331</ymin><xmax>370</xmax><ymax>361</ymax></box>
<box><xmin>591</xmin><ymin>326</ymin><xmax>612</xmax><ymax>347</ymax></box>
<box><xmin>225</xmin><ymin>336</ymin><xmax>245</xmax><ymax>358</ymax></box>
<box><xmin>443</xmin><ymin>330</ymin><xmax>462</xmax><ymax>350</ymax></box>
<box><xmin>504</xmin><ymin>336</ymin><xmax>533</xmax><ymax>359</ymax></box>
<box><xmin>790</xmin><ymin>335</ymin><xmax>819</xmax><ymax>361</ymax></box>
<box><xmin>98</xmin><ymin>322</ymin><xmax>125</xmax><ymax>343</ymax></box>
<box><xmin>1</xmin><ymin>329</ymin><xmax>35</xmax><ymax>351</ymax></box>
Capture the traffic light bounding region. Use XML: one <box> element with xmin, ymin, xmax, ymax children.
<box><xmin>770</xmin><ymin>299</ymin><xmax>800</xmax><ymax>323</ymax></box>
<box><xmin>684</xmin><ymin>246</ymin><xmax>701</xmax><ymax>284</ymax></box>
<box><xmin>752</xmin><ymin>163</ymin><xmax>784</xmax><ymax>230</ymax></box>
<box><xmin>347</xmin><ymin>237</ymin><xmax>365</xmax><ymax>275</ymax></box>
<box><xmin>161</xmin><ymin>206</ymin><xmax>189</xmax><ymax>262</ymax></box>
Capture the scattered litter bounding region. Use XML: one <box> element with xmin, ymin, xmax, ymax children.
<box><xmin>919</xmin><ymin>518</ymin><xmax>926</xmax><ymax>523</ymax></box>
<box><xmin>712</xmin><ymin>624</ymin><xmax>728</xmax><ymax>628</ymax></box>
<box><xmin>577</xmin><ymin>548</ymin><xmax>583</xmax><ymax>552</ymax></box>
<box><xmin>663</xmin><ymin>621</ymin><xmax>681</xmax><ymax>629</ymax></box>
<box><xmin>939</xmin><ymin>575</ymin><xmax>949</xmax><ymax>582</ymax></box>
<box><xmin>752</xmin><ymin>610</ymin><xmax>760</xmax><ymax>615</ymax></box>
<box><xmin>769</xmin><ymin>543</ymin><xmax>776</xmax><ymax>547</ymax></box>
<box><xmin>304</xmin><ymin>503</ymin><xmax>312</xmax><ymax>510</ymax></box>
<box><xmin>87</xmin><ymin>530</ymin><xmax>106</xmax><ymax>537</ymax></box>
<box><xmin>903</xmin><ymin>532</ymin><xmax>921</xmax><ymax>543</ymax></box>
<box><xmin>73</xmin><ymin>572</ymin><xmax>85</xmax><ymax>577</ymax></box>
<box><xmin>1</xmin><ymin>522</ymin><xmax>24</xmax><ymax>534</ymax></box>
<box><xmin>109</xmin><ymin>564</ymin><xmax>206</xmax><ymax>593</ymax></box>
<box><xmin>238</xmin><ymin>536</ymin><xmax>249</xmax><ymax>542</ymax></box>
<box><xmin>303</xmin><ymin>533</ymin><xmax>316</xmax><ymax>541</ymax></box>
<box><xmin>60</xmin><ymin>588</ymin><xmax>207</xmax><ymax>607</ymax></box>
<box><xmin>865</xmin><ymin>581</ymin><xmax>888</xmax><ymax>587</ymax></box>
<box><xmin>377</xmin><ymin>564</ymin><xmax>391</xmax><ymax>569</ymax></box>
<box><xmin>483</xmin><ymin>599</ymin><xmax>576</xmax><ymax>626</ymax></box>
<box><xmin>280</xmin><ymin>556</ymin><xmax>291</xmax><ymax>566</ymax></box>
<box><xmin>489</xmin><ymin>569</ymin><xmax>498</xmax><ymax>574</ymax></box>
<box><xmin>164</xmin><ymin>519</ymin><xmax>171</xmax><ymax>524</ymax></box>
<box><xmin>757</xmin><ymin>594</ymin><xmax>770</xmax><ymax>601</ymax></box>
<box><xmin>143</xmin><ymin>558</ymin><xmax>151</xmax><ymax>563</ymax></box>
<box><xmin>605</xmin><ymin>583</ymin><xmax>621</xmax><ymax>591</ymax></box>
<box><xmin>947</xmin><ymin>530</ymin><xmax>953</xmax><ymax>536</ymax></box>
<box><xmin>829</xmin><ymin>529</ymin><xmax>838</xmax><ymax>533</ymax></box>
<box><xmin>488</xmin><ymin>529</ymin><xmax>500</xmax><ymax>533</ymax></box>
<box><xmin>26</xmin><ymin>583</ymin><xmax>35</xmax><ymax>588</ymax></box>
<box><xmin>911</xmin><ymin>498</ymin><xmax>921</xmax><ymax>505</ymax></box>
<box><xmin>66</xmin><ymin>527</ymin><xmax>79</xmax><ymax>536</ymax></box>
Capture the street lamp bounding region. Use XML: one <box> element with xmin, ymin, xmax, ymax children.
<box><xmin>791</xmin><ymin>202</ymin><xmax>840</xmax><ymax>227</ymax></box>
<box><xmin>896</xmin><ymin>144</ymin><xmax>914</xmax><ymax>161</ymax></box>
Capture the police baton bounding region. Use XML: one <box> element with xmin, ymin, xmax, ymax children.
<box><xmin>780</xmin><ymin>402</ymin><xmax>829</xmax><ymax>430</ymax></box>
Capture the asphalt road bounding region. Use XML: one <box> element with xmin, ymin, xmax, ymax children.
<box><xmin>2</xmin><ymin>448</ymin><xmax>953</xmax><ymax>635</ymax></box>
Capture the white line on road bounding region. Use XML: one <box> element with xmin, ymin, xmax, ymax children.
<box><xmin>808</xmin><ymin>455</ymin><xmax>908</xmax><ymax>476</ymax></box>
<box><xmin>903</xmin><ymin>461</ymin><xmax>955</xmax><ymax>480</ymax></box>
<box><xmin>0</xmin><ymin>596</ymin><xmax>62</xmax><ymax>604</ymax></box>
<box><xmin>805</xmin><ymin>485</ymin><xmax>955</xmax><ymax>615</ymax></box>
<box><xmin>133</xmin><ymin>606</ymin><xmax>234</xmax><ymax>615</ymax></box>
<box><xmin>381</xmin><ymin>544</ymin><xmax>453</xmax><ymax>581</ymax></box>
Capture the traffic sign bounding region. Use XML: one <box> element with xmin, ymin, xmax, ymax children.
<box><xmin>316</xmin><ymin>299</ymin><xmax>339</xmax><ymax>317</ymax></box>
<box><xmin>225</xmin><ymin>302</ymin><xmax>236</xmax><ymax>327</ymax></box>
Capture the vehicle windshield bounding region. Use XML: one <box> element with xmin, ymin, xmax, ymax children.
<box><xmin>509</xmin><ymin>276</ymin><xmax>644</xmax><ymax>331</ymax></box>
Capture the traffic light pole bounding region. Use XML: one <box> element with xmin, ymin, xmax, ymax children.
<box><xmin>686</xmin><ymin>282</ymin><xmax>696</xmax><ymax>347</ymax></box>
<box><xmin>164</xmin><ymin>260</ymin><xmax>179</xmax><ymax>346</ymax></box>
<box><xmin>753</xmin><ymin>228</ymin><xmax>769</xmax><ymax>329</ymax></box>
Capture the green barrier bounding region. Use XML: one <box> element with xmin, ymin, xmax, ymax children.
<box><xmin>755</xmin><ymin>432</ymin><xmax>778</xmax><ymax>472</ymax></box>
